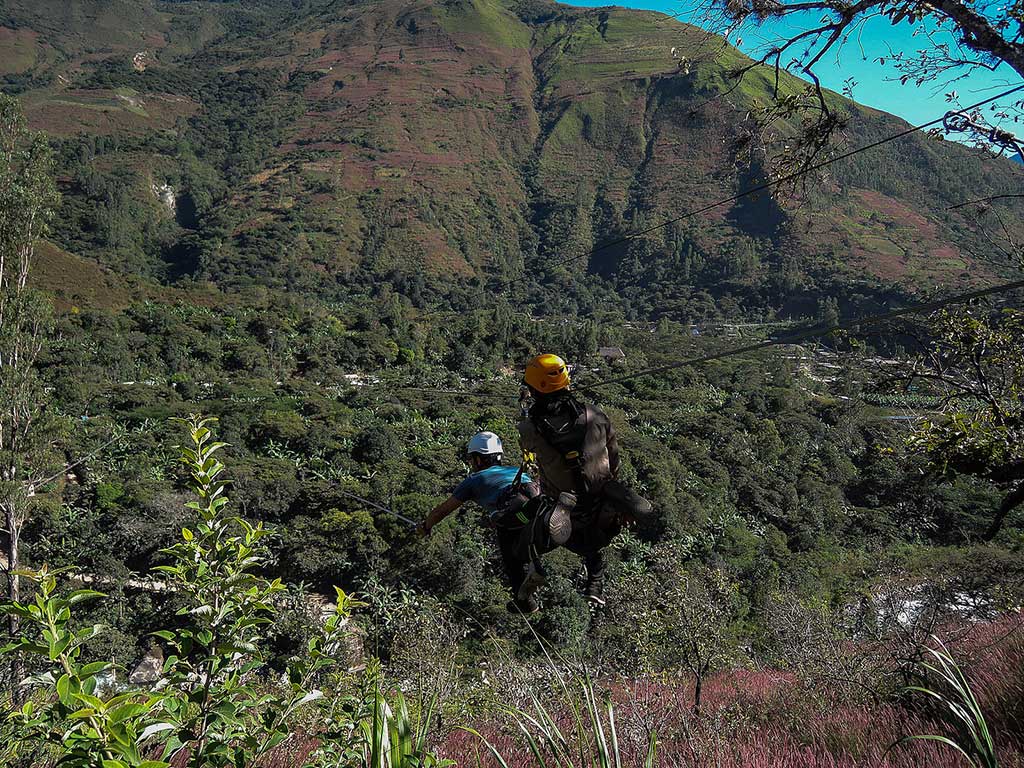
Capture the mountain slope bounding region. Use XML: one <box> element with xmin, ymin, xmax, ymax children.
<box><xmin>3</xmin><ymin>0</ymin><xmax>1022</xmax><ymax>319</ymax></box>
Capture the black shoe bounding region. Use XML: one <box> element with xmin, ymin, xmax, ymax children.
<box><xmin>506</xmin><ymin>596</ymin><xmax>539</xmax><ymax>615</ymax></box>
<box><xmin>584</xmin><ymin>574</ymin><xmax>605</xmax><ymax>609</ymax></box>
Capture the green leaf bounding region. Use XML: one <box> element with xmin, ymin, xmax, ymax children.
<box><xmin>56</xmin><ymin>673</ymin><xmax>71</xmax><ymax>703</ymax></box>
<box><xmin>458</xmin><ymin>728</ymin><xmax>511</xmax><ymax>768</ymax></box>
<box><xmin>295</xmin><ymin>690</ymin><xmax>324</xmax><ymax>707</ymax></box>
<box><xmin>898</xmin><ymin>734</ymin><xmax>975</xmax><ymax>762</ymax></box>
<box><xmin>110</xmin><ymin>703</ymin><xmax>149</xmax><ymax>724</ymax></box>
<box><xmin>266</xmin><ymin>730</ymin><xmax>288</xmax><ymax>751</ymax></box>
<box><xmin>2</xmin><ymin>640</ymin><xmax>48</xmax><ymax>655</ymax></box>
<box><xmin>0</xmin><ymin>604</ymin><xmax>34</xmax><ymax>621</ymax></box>
<box><xmin>50</xmin><ymin>634</ymin><xmax>72</xmax><ymax>661</ymax></box>
<box><xmin>106</xmin><ymin>722</ymin><xmax>134</xmax><ymax>748</ymax></box>
<box><xmin>80</xmin><ymin>661</ymin><xmax>111</xmax><ymax>677</ymax></box>
<box><xmin>76</xmin><ymin>624</ymin><xmax>105</xmax><ymax>642</ymax></box>
<box><xmin>68</xmin><ymin>589</ymin><xmax>106</xmax><ymax>605</ymax></box>
<box><xmin>71</xmin><ymin>692</ymin><xmax>105</xmax><ymax>711</ymax></box>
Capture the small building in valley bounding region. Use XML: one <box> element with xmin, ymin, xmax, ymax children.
<box><xmin>599</xmin><ymin>346</ymin><xmax>626</xmax><ymax>364</ymax></box>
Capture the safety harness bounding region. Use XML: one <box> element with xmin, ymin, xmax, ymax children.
<box><xmin>505</xmin><ymin>458</ymin><xmax>532</xmax><ymax>526</ymax></box>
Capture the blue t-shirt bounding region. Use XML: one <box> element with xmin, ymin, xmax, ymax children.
<box><xmin>453</xmin><ymin>465</ymin><xmax>531</xmax><ymax>512</ymax></box>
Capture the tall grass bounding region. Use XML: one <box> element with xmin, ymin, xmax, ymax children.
<box><xmin>360</xmin><ymin>688</ymin><xmax>453</xmax><ymax>768</ymax></box>
<box><xmin>443</xmin><ymin>614</ymin><xmax>1024</xmax><ymax>768</ymax></box>
<box><xmin>463</xmin><ymin>675</ymin><xmax>657</xmax><ymax>768</ymax></box>
<box><xmin>456</xmin><ymin>610</ymin><xmax>658</xmax><ymax>768</ymax></box>
<box><xmin>900</xmin><ymin>638</ymin><xmax>999</xmax><ymax>768</ymax></box>
<box><xmin>298</xmin><ymin>682</ymin><xmax>452</xmax><ymax>768</ymax></box>
<box><xmin>237</xmin><ymin>614</ymin><xmax>1024</xmax><ymax>767</ymax></box>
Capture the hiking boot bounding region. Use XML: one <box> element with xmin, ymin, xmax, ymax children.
<box><xmin>584</xmin><ymin>572</ymin><xmax>605</xmax><ymax>609</ymax></box>
<box><xmin>547</xmin><ymin>493</ymin><xmax>574</xmax><ymax>546</ymax></box>
<box><xmin>506</xmin><ymin>595</ymin><xmax>540</xmax><ymax>615</ymax></box>
<box><xmin>517</xmin><ymin>561</ymin><xmax>546</xmax><ymax>602</ymax></box>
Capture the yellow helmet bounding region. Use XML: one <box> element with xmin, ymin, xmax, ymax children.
<box><xmin>524</xmin><ymin>353</ymin><xmax>571</xmax><ymax>394</ymax></box>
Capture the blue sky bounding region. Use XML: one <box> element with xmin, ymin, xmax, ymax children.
<box><xmin>569</xmin><ymin>0</ymin><xmax>1023</xmax><ymax>138</ymax></box>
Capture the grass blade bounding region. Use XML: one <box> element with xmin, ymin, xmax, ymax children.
<box><xmin>607</xmin><ymin>698</ymin><xmax>621</xmax><ymax>768</ymax></box>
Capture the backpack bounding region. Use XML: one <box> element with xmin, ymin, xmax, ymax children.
<box><xmin>490</xmin><ymin>482</ymin><xmax>564</xmax><ymax>562</ymax></box>
<box><xmin>529</xmin><ymin>396</ymin><xmax>594</xmax><ymax>496</ymax></box>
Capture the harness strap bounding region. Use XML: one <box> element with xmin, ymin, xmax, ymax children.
<box><xmin>511</xmin><ymin>450</ymin><xmax>528</xmax><ymax>492</ymax></box>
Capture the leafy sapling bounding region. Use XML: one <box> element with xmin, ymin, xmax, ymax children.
<box><xmin>0</xmin><ymin>566</ymin><xmax>167</xmax><ymax>768</ymax></box>
<box><xmin>155</xmin><ymin>415</ymin><xmax>357</xmax><ymax>767</ymax></box>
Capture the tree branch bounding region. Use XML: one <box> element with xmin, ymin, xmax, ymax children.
<box><xmin>926</xmin><ymin>0</ymin><xmax>1024</xmax><ymax>80</ymax></box>
<box><xmin>984</xmin><ymin>480</ymin><xmax>1024</xmax><ymax>540</ymax></box>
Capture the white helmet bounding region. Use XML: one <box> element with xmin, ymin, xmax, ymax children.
<box><xmin>467</xmin><ymin>431</ymin><xmax>503</xmax><ymax>456</ymax></box>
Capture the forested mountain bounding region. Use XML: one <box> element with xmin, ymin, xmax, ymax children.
<box><xmin>3</xmin><ymin>0</ymin><xmax>1022</xmax><ymax>319</ymax></box>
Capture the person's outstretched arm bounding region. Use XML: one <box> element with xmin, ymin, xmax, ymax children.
<box><xmin>420</xmin><ymin>495</ymin><xmax>463</xmax><ymax>536</ymax></box>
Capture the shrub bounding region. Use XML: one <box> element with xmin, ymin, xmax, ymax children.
<box><xmin>0</xmin><ymin>416</ymin><xmax>450</xmax><ymax>768</ymax></box>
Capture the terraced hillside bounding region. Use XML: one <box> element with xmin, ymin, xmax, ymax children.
<box><xmin>2</xmin><ymin>0</ymin><xmax>1022</xmax><ymax>319</ymax></box>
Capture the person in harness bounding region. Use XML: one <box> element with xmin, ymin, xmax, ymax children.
<box><xmin>419</xmin><ymin>431</ymin><xmax>547</xmax><ymax>614</ymax></box>
<box><xmin>517</xmin><ymin>353</ymin><xmax>651</xmax><ymax>609</ymax></box>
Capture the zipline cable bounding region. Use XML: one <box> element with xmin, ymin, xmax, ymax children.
<box><xmin>337</xmin><ymin>488</ymin><xmax>418</xmax><ymax>527</ymax></box>
<box><xmin>579</xmin><ymin>277</ymin><xmax>1024</xmax><ymax>391</ymax></box>
<box><xmin>419</xmin><ymin>82</ymin><xmax>1024</xmax><ymax>317</ymax></box>
<box><xmin>30</xmin><ymin>433</ymin><xmax>122</xmax><ymax>489</ymax></box>
<box><xmin>388</xmin><ymin>276</ymin><xmax>1024</xmax><ymax>399</ymax></box>
<box><xmin>384</xmin><ymin>386</ymin><xmax>512</xmax><ymax>399</ymax></box>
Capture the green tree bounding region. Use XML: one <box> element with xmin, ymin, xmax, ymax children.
<box><xmin>602</xmin><ymin>560</ymin><xmax>744</xmax><ymax>714</ymax></box>
<box><xmin>575</xmin><ymin>318</ymin><xmax>598</xmax><ymax>360</ymax></box>
<box><xmin>906</xmin><ymin>309</ymin><xmax>1024</xmax><ymax>539</ymax></box>
<box><xmin>0</xmin><ymin>568</ymin><xmax>160</xmax><ymax>768</ymax></box>
<box><xmin>0</xmin><ymin>94</ymin><xmax>59</xmax><ymax>701</ymax></box>
<box><xmin>817</xmin><ymin>296</ymin><xmax>841</xmax><ymax>327</ymax></box>
<box><xmin>153</xmin><ymin>417</ymin><xmax>331</xmax><ymax>767</ymax></box>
